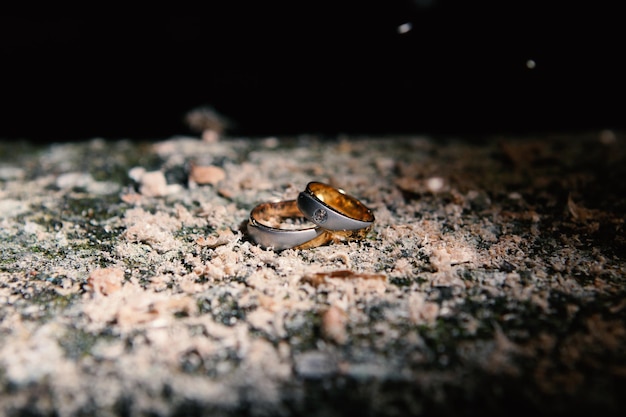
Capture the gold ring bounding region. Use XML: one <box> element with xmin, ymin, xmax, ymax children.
<box><xmin>297</xmin><ymin>181</ymin><xmax>375</xmax><ymax>231</ymax></box>
<box><xmin>247</xmin><ymin>199</ymin><xmax>372</xmax><ymax>250</ymax></box>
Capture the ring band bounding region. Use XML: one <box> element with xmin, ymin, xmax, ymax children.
<box><xmin>297</xmin><ymin>182</ymin><xmax>375</xmax><ymax>231</ymax></box>
<box><xmin>247</xmin><ymin>200</ymin><xmax>327</xmax><ymax>250</ymax></box>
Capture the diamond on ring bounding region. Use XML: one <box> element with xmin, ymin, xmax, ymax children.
<box><xmin>313</xmin><ymin>208</ymin><xmax>328</xmax><ymax>224</ymax></box>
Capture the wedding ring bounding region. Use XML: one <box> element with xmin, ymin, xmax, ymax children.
<box><xmin>247</xmin><ymin>200</ymin><xmax>328</xmax><ymax>250</ymax></box>
<box><xmin>297</xmin><ymin>182</ymin><xmax>375</xmax><ymax>231</ymax></box>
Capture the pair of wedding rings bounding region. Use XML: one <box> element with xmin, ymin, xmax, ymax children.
<box><xmin>247</xmin><ymin>182</ymin><xmax>375</xmax><ymax>250</ymax></box>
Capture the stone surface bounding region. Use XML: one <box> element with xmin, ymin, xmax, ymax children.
<box><xmin>1</xmin><ymin>132</ymin><xmax>625</xmax><ymax>416</ymax></box>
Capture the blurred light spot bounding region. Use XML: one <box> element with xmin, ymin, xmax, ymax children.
<box><xmin>599</xmin><ymin>129</ymin><xmax>617</xmax><ymax>145</ymax></box>
<box><xmin>426</xmin><ymin>177</ymin><xmax>444</xmax><ymax>192</ymax></box>
<box><xmin>397</xmin><ymin>22</ymin><xmax>412</xmax><ymax>34</ymax></box>
<box><xmin>526</xmin><ymin>59</ymin><xmax>536</xmax><ymax>69</ymax></box>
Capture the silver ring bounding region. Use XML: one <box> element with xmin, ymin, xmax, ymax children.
<box><xmin>297</xmin><ymin>182</ymin><xmax>375</xmax><ymax>231</ymax></box>
<box><xmin>247</xmin><ymin>200</ymin><xmax>327</xmax><ymax>250</ymax></box>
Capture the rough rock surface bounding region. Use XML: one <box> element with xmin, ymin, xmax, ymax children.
<box><xmin>1</xmin><ymin>132</ymin><xmax>625</xmax><ymax>416</ymax></box>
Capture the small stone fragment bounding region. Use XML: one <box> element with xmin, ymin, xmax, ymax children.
<box><xmin>302</xmin><ymin>270</ymin><xmax>385</xmax><ymax>287</ymax></box>
<box><xmin>0</xmin><ymin>199</ymin><xmax>29</xmax><ymax>218</ymax></box>
<box><xmin>430</xmin><ymin>247</ymin><xmax>452</xmax><ymax>272</ymax></box>
<box><xmin>395</xmin><ymin>176</ymin><xmax>447</xmax><ymax>196</ymax></box>
<box><xmin>408</xmin><ymin>292</ymin><xmax>439</xmax><ymax>325</ymax></box>
<box><xmin>116</xmin><ymin>295</ymin><xmax>197</xmax><ymax>328</ymax></box>
<box><xmin>294</xmin><ymin>351</ymin><xmax>337</xmax><ymax>379</ymax></box>
<box><xmin>85</xmin><ymin>267</ymin><xmax>124</xmax><ymax>296</ymax></box>
<box><xmin>189</xmin><ymin>164</ymin><xmax>226</xmax><ymax>186</ymax></box>
<box><xmin>185</xmin><ymin>106</ymin><xmax>229</xmax><ymax>142</ymax></box>
<box><xmin>0</xmin><ymin>166</ymin><xmax>25</xmax><ymax>180</ymax></box>
<box><xmin>139</xmin><ymin>171</ymin><xmax>168</xmax><ymax>197</ymax></box>
<box><xmin>196</xmin><ymin>229</ymin><xmax>235</xmax><ymax>248</ymax></box>
<box><xmin>322</xmin><ymin>305</ymin><xmax>348</xmax><ymax>344</ymax></box>
<box><xmin>56</xmin><ymin>172</ymin><xmax>93</xmax><ymax>190</ymax></box>
<box><xmin>128</xmin><ymin>166</ymin><xmax>146</xmax><ymax>182</ymax></box>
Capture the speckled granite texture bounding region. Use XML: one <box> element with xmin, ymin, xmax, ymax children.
<box><xmin>1</xmin><ymin>132</ymin><xmax>625</xmax><ymax>416</ymax></box>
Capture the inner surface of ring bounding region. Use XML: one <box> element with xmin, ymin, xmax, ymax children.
<box><xmin>251</xmin><ymin>200</ymin><xmax>317</xmax><ymax>229</ymax></box>
<box><xmin>308</xmin><ymin>182</ymin><xmax>374</xmax><ymax>222</ymax></box>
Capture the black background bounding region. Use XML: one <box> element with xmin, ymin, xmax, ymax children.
<box><xmin>1</xmin><ymin>1</ymin><xmax>623</xmax><ymax>142</ymax></box>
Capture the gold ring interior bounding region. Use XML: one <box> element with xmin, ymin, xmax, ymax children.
<box><xmin>293</xmin><ymin>227</ymin><xmax>372</xmax><ymax>250</ymax></box>
<box><xmin>250</xmin><ymin>200</ymin><xmax>316</xmax><ymax>230</ymax></box>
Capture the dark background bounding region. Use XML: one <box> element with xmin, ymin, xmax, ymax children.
<box><xmin>1</xmin><ymin>1</ymin><xmax>623</xmax><ymax>142</ymax></box>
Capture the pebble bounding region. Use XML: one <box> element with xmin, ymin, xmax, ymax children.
<box><xmin>293</xmin><ymin>351</ymin><xmax>337</xmax><ymax>379</ymax></box>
